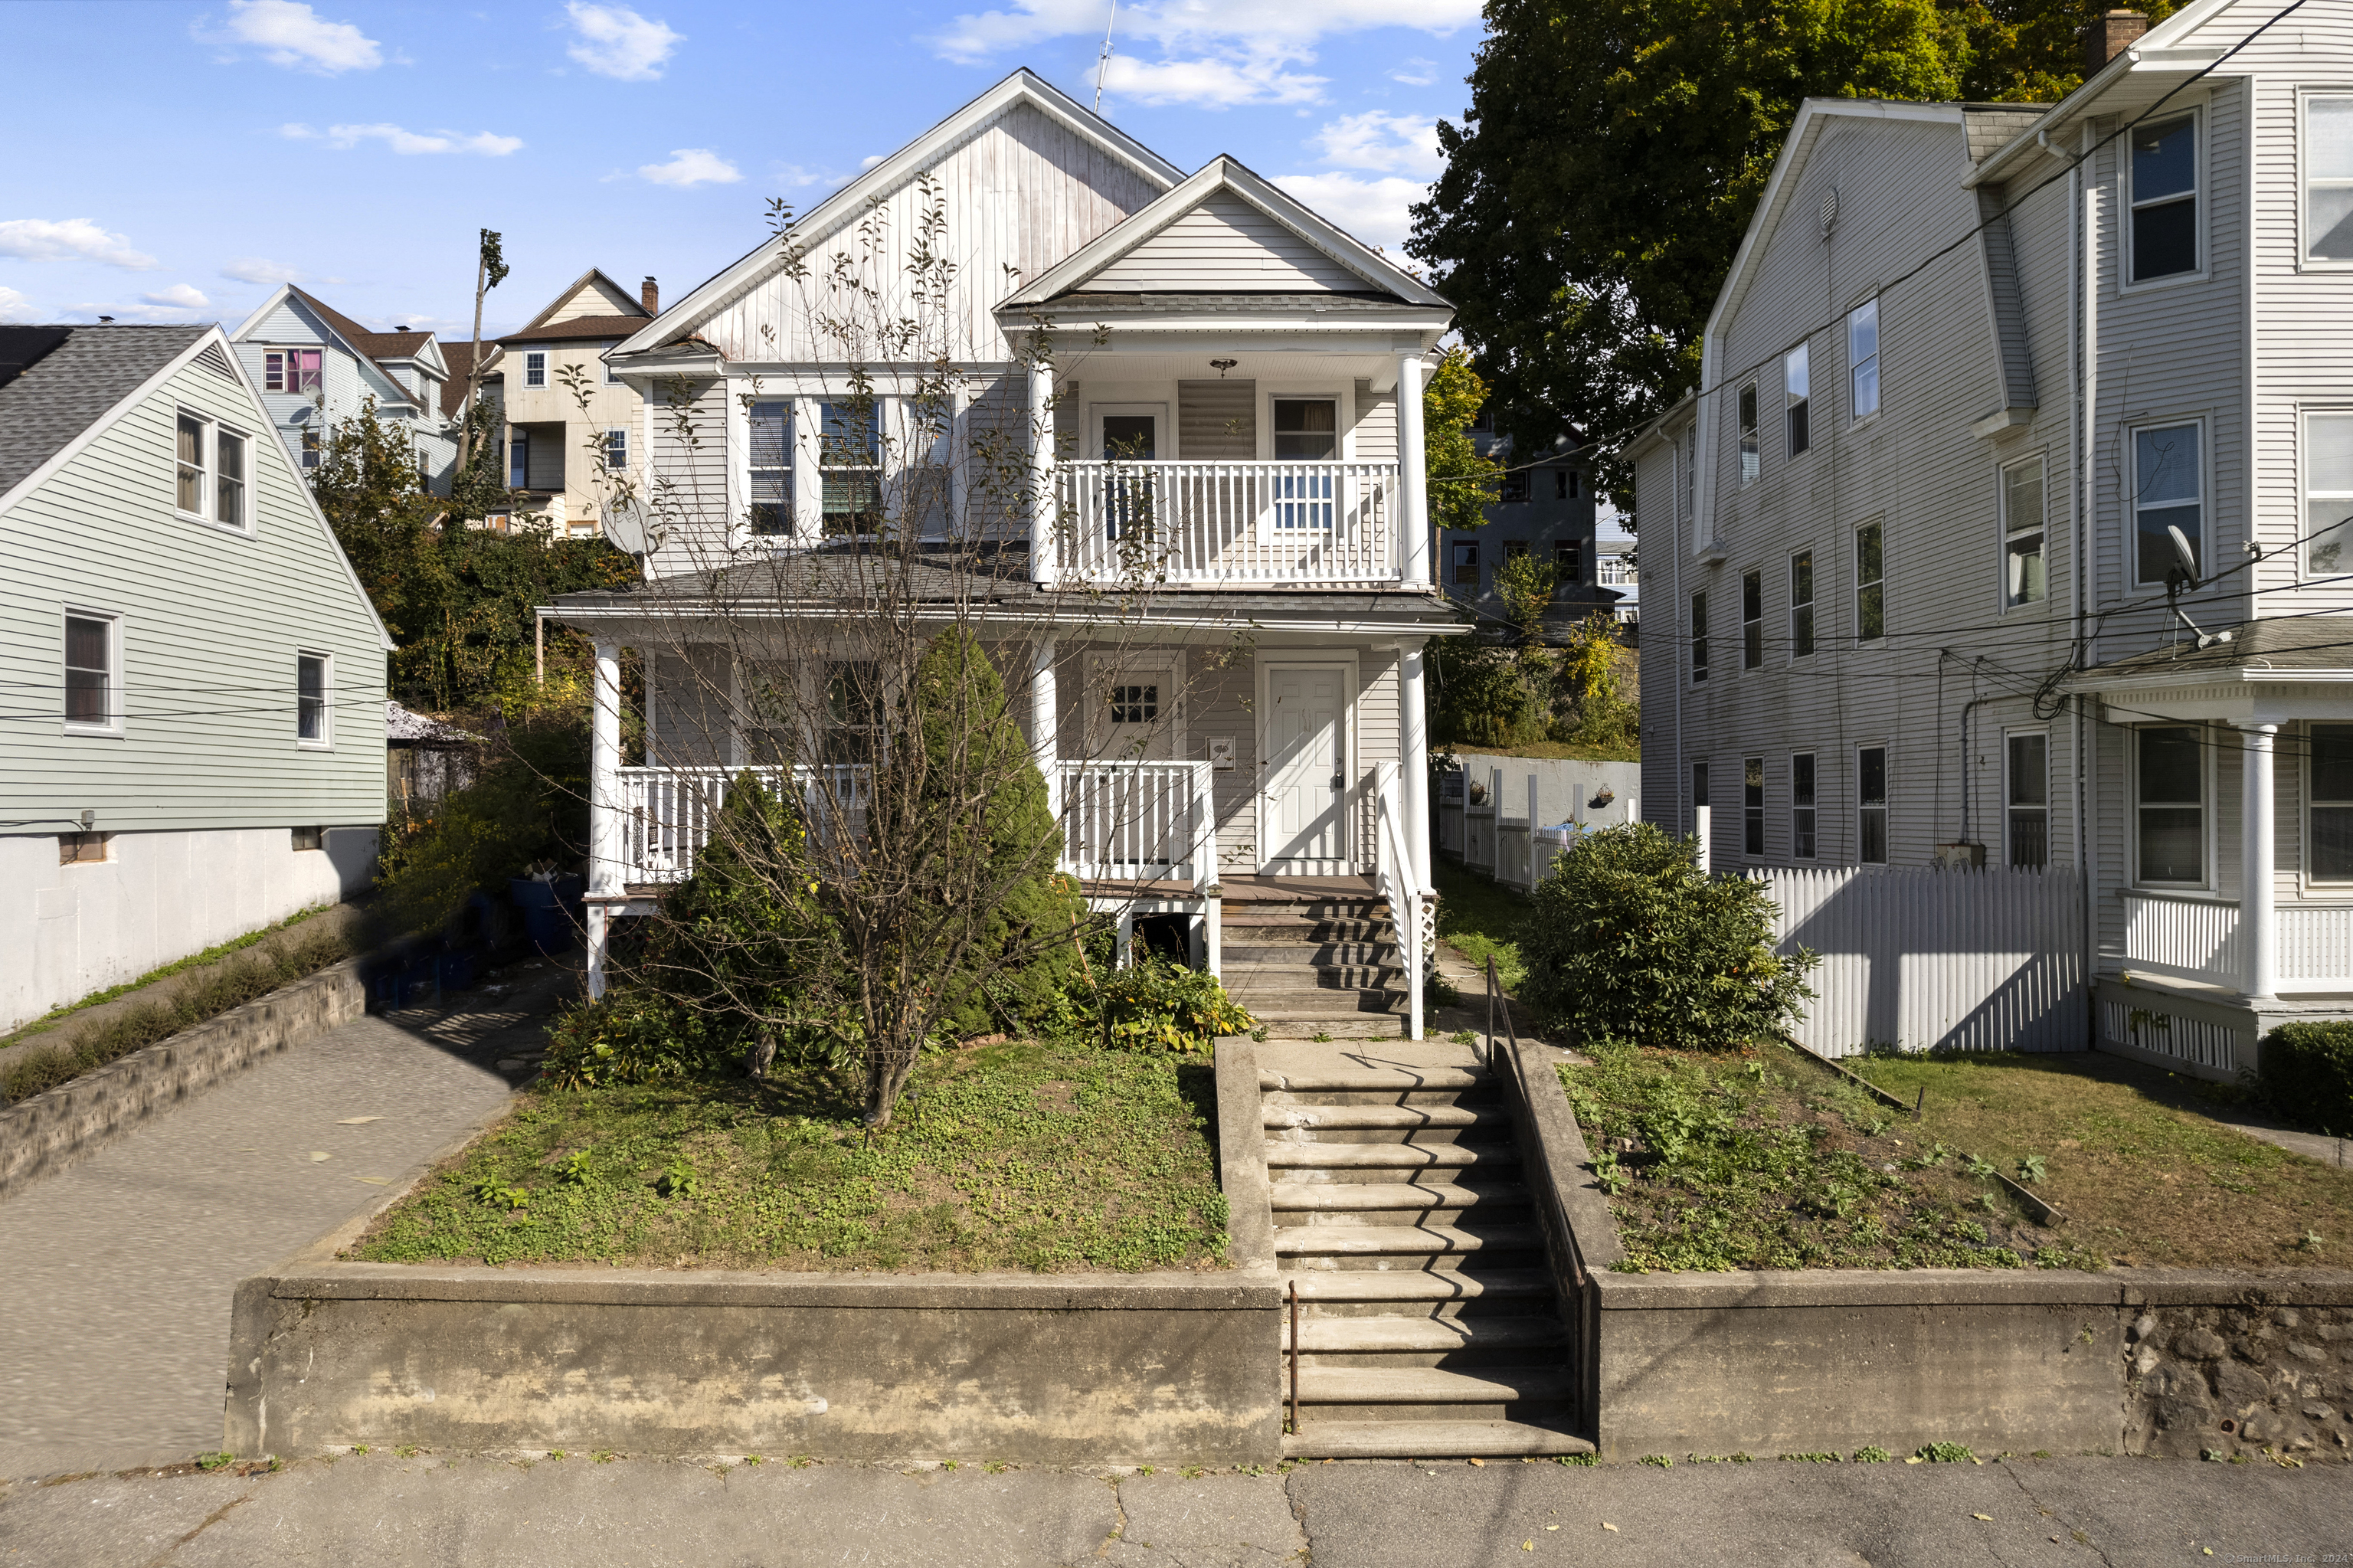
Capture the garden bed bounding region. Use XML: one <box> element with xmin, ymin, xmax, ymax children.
<box><xmin>352</xmin><ymin>1040</ymin><xmax>1229</xmax><ymax>1273</ymax></box>
<box><xmin>1560</xmin><ymin>1040</ymin><xmax>2353</xmax><ymax>1273</ymax></box>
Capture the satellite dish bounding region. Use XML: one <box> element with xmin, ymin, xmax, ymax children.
<box><xmin>2167</xmin><ymin>525</ymin><xmax>2201</xmax><ymax>588</ymax></box>
<box><xmin>602</xmin><ymin>496</ymin><xmax>652</xmax><ymax>555</ymax></box>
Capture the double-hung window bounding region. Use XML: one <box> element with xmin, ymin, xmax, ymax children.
<box><xmin>1737</xmin><ymin>383</ymin><xmax>1759</xmax><ymax>484</ymax></box>
<box><xmin>1451</xmin><ymin>539</ymin><xmax>1480</xmax><ymax>587</ymax></box>
<box><xmin>2133</xmin><ymin>421</ymin><xmax>2202</xmax><ymax>583</ymax></box>
<box><xmin>2003</xmin><ymin>455</ymin><xmax>2047</xmax><ymax>606</ymax></box>
<box><xmin>1788</xmin><ymin>548</ymin><xmax>1815</xmax><ymax>657</ymax></box>
<box><xmin>2306</xmin><ymin>411</ymin><xmax>2353</xmax><ymax>575</ymax></box>
<box><xmin>1274</xmin><ymin>398</ymin><xmax>1337</xmax><ymax>528</ymax></box>
<box><xmin>263</xmin><ymin>349</ymin><xmax>321</xmax><ymax>393</ymax></box>
<box><xmin>2130</xmin><ymin>114</ymin><xmax>2199</xmax><ymax>283</ymax></box>
<box><xmin>524</xmin><ymin>352</ymin><xmax>547</xmax><ymax>388</ymax></box>
<box><xmin>2007</xmin><ymin>732</ymin><xmax>2048</xmax><ymax>869</ymax></box>
<box><xmin>1785</xmin><ymin>343</ymin><xmax>1811</xmax><ymax>456</ymax></box>
<box><xmin>64</xmin><ymin>612</ymin><xmax>116</xmax><ymax>732</ymax></box>
<box><xmin>296</xmin><ymin>652</ymin><xmax>330</xmax><ymax>746</ymax></box>
<box><xmin>215</xmin><ymin>427</ymin><xmax>246</xmax><ymax>529</ymax></box>
<box><xmin>1854</xmin><ymin>522</ymin><xmax>1886</xmax><ymax>640</ymax></box>
<box><xmin>1858</xmin><ymin>746</ymin><xmax>1888</xmax><ymax>864</ymax></box>
<box><xmin>820</xmin><ymin>401</ymin><xmax>882</xmax><ymax>533</ymax></box>
<box><xmin>748</xmin><ymin>401</ymin><xmax>794</xmax><ymax>535</ymax></box>
<box><xmin>175</xmin><ymin>413</ymin><xmax>249</xmax><ymax>531</ymax></box>
<box><xmin>1792</xmin><ymin>751</ymin><xmax>1817</xmax><ymax>859</ymax></box>
<box><xmin>2135</xmin><ymin>725</ymin><xmax>2204</xmax><ymax>884</ymax></box>
<box><xmin>1553</xmin><ymin>538</ymin><xmax>1582</xmax><ymax>586</ymax></box>
<box><xmin>1848</xmin><ymin>299</ymin><xmax>1880</xmax><ymax>420</ymax></box>
<box><xmin>1690</xmin><ymin>591</ymin><xmax>1709</xmax><ymax>683</ymax></box>
<box><xmin>603</xmin><ymin>427</ymin><xmax>628</xmax><ymax>472</ymax></box>
<box><xmin>2312</xmin><ymin>723</ymin><xmax>2353</xmax><ymax>882</ymax></box>
<box><xmin>2308</xmin><ymin>95</ymin><xmax>2353</xmax><ymax>262</ymax></box>
<box><xmin>300</xmin><ymin>427</ymin><xmax>321</xmax><ymax>470</ymax></box>
<box><xmin>177</xmin><ymin>413</ymin><xmax>207</xmax><ymax>514</ymax></box>
<box><xmin>1741</xmin><ymin>570</ymin><xmax>1762</xmax><ymax>669</ymax></box>
<box><xmin>1743</xmin><ymin>756</ymin><xmax>1766</xmax><ymax>857</ymax></box>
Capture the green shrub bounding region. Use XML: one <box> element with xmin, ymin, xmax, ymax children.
<box><xmin>1085</xmin><ymin>957</ymin><xmax>1257</xmax><ymax>1052</ymax></box>
<box><xmin>1519</xmin><ymin>822</ymin><xmax>1815</xmax><ymax>1050</ymax></box>
<box><xmin>2256</xmin><ymin>1020</ymin><xmax>2353</xmax><ymax>1134</ymax></box>
<box><xmin>376</xmin><ymin>707</ymin><xmax>589</xmax><ymax>935</ymax></box>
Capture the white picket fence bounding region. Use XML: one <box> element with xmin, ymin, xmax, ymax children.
<box><xmin>1749</xmin><ymin>864</ymin><xmax>2086</xmax><ymax>1057</ymax></box>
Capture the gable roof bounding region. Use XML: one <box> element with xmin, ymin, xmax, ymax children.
<box><xmin>497</xmin><ymin>315</ymin><xmax>647</xmax><ymax>347</ymax></box>
<box><xmin>516</xmin><ymin>268</ymin><xmax>652</xmax><ymax>336</ymax></box>
<box><xmin>230</xmin><ymin>284</ymin><xmax>424</xmax><ymax>412</ymax></box>
<box><xmin>0</xmin><ymin>325</ymin><xmax>208</xmax><ymax>501</ymax></box>
<box><xmin>999</xmin><ymin>155</ymin><xmax>1448</xmax><ymax>309</ymax></box>
<box><xmin>439</xmin><ymin>340</ymin><xmax>500</xmax><ymax>416</ymax></box>
<box><xmin>614</xmin><ymin>69</ymin><xmax>1186</xmax><ymax>358</ymax></box>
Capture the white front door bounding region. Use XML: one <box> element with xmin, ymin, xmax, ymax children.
<box><xmin>1262</xmin><ymin>663</ymin><xmax>1347</xmax><ymax>870</ymax></box>
<box><xmin>1096</xmin><ymin>663</ymin><xmax>1176</xmax><ymax>761</ymax></box>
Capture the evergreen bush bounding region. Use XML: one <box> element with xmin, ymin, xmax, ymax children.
<box><xmin>2256</xmin><ymin>1020</ymin><xmax>2353</xmax><ymax>1134</ymax></box>
<box><xmin>1519</xmin><ymin>822</ymin><xmax>1816</xmax><ymax>1050</ymax></box>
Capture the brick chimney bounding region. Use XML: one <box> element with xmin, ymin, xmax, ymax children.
<box><xmin>2082</xmin><ymin>9</ymin><xmax>2148</xmax><ymax>77</ymax></box>
<box><xmin>640</xmin><ymin>276</ymin><xmax>659</xmax><ymax>314</ymax></box>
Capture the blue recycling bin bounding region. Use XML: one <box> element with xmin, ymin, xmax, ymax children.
<box><xmin>509</xmin><ymin>876</ymin><xmax>583</xmax><ymax>954</ymax></box>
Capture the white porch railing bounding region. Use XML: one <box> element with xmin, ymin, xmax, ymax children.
<box><xmin>615</xmin><ymin>764</ymin><xmax>869</xmax><ymax>882</ymax></box>
<box><xmin>1054</xmin><ymin>460</ymin><xmax>1400</xmax><ymax>585</ymax></box>
<box><xmin>1058</xmin><ymin>759</ymin><xmax>1215</xmax><ymax>886</ymax></box>
<box><xmin>1374</xmin><ymin>760</ymin><xmax>1425</xmax><ymax>1042</ymax></box>
<box><xmin>2121</xmin><ymin>889</ymin><xmax>2353</xmax><ymax>990</ymax></box>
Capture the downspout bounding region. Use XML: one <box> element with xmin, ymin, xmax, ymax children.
<box><xmin>1670</xmin><ymin>431</ymin><xmax>1685</xmax><ymax>838</ymax></box>
<box><xmin>2075</xmin><ymin>119</ymin><xmax>2099</xmax><ymax>1037</ymax></box>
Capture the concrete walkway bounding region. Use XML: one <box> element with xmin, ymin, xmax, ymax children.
<box><xmin>0</xmin><ymin>965</ymin><xmax>568</xmax><ymax>1480</ymax></box>
<box><xmin>1</xmin><ymin>1451</ymin><xmax>2345</xmax><ymax>1566</ymax></box>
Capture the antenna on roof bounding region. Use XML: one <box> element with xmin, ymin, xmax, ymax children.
<box><xmin>1095</xmin><ymin>0</ymin><xmax>1118</xmax><ymax>113</ymax></box>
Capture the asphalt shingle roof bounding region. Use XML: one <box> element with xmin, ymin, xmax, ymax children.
<box><xmin>2085</xmin><ymin>614</ymin><xmax>2353</xmax><ymax>677</ymax></box>
<box><xmin>0</xmin><ymin>325</ymin><xmax>207</xmax><ymax>502</ymax></box>
<box><xmin>497</xmin><ymin>315</ymin><xmax>648</xmax><ymax>346</ymax></box>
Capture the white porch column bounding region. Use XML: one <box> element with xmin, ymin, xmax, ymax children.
<box><xmin>1027</xmin><ymin>359</ymin><xmax>1057</xmax><ymax>586</ymax></box>
<box><xmin>1031</xmin><ymin>637</ymin><xmax>1059</xmax><ymax>826</ymax></box>
<box><xmin>2241</xmin><ymin>722</ymin><xmax>2278</xmax><ymax>1000</ymax></box>
<box><xmin>1400</xmin><ymin>640</ymin><xmax>1434</xmax><ymax>890</ymax></box>
<box><xmin>1395</xmin><ymin>349</ymin><xmax>1431</xmax><ymax>587</ymax></box>
<box><xmin>587</xmin><ymin>640</ymin><xmax>623</xmax><ymax>1000</ymax></box>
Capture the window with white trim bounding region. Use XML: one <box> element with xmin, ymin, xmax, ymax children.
<box><xmin>296</xmin><ymin>652</ymin><xmax>330</xmax><ymax>745</ymax></box>
<box><xmin>2135</xmin><ymin>725</ymin><xmax>2204</xmax><ymax>885</ymax></box>
<box><xmin>1788</xmin><ymin>548</ymin><xmax>1815</xmax><ymax>658</ymax></box>
<box><xmin>2007</xmin><ymin>732</ymin><xmax>2048</xmax><ymax>869</ymax></box>
<box><xmin>2313</xmin><ymin>723</ymin><xmax>2353</xmax><ymax>882</ymax></box>
<box><xmin>1848</xmin><ymin>299</ymin><xmax>1880</xmax><ymax>420</ymax></box>
<box><xmin>1737</xmin><ymin>382</ymin><xmax>1759</xmax><ymax>484</ymax></box>
<box><xmin>175</xmin><ymin>413</ymin><xmax>250</xmax><ymax>531</ymax></box>
<box><xmin>604</xmin><ymin>347</ymin><xmax>623</xmax><ymax>385</ymax></box>
<box><xmin>176</xmin><ymin>412</ymin><xmax>207</xmax><ymax>515</ymax></box>
<box><xmin>1599</xmin><ymin>555</ymin><xmax>1633</xmax><ymax>586</ymax></box>
<box><xmin>2130</xmin><ymin>113</ymin><xmax>2199</xmax><ymax>283</ymax></box>
<box><xmin>1690</xmin><ymin>591</ymin><xmax>1708</xmax><ymax>684</ymax></box>
<box><xmin>604</xmin><ymin>427</ymin><xmax>629</xmax><ymax>472</ymax></box>
<box><xmin>300</xmin><ymin>427</ymin><xmax>321</xmax><ymax>469</ymax></box>
<box><xmin>217</xmin><ymin>427</ymin><xmax>247</xmax><ymax>529</ymax></box>
<box><xmin>1785</xmin><ymin>342</ymin><xmax>1811</xmax><ymax>456</ymax></box>
<box><xmin>64</xmin><ymin>612</ymin><xmax>116</xmax><ymax>732</ymax></box>
<box><xmin>1743</xmin><ymin>755</ymin><xmax>1765</xmax><ymax>857</ymax></box>
<box><xmin>748</xmin><ymin>401</ymin><xmax>793</xmax><ymax>536</ymax></box>
<box><xmin>524</xmin><ymin>351</ymin><xmax>547</xmax><ymax>388</ymax></box>
<box><xmin>1855</xmin><ymin>521</ymin><xmax>1885</xmax><ymax>640</ymax></box>
<box><xmin>2132</xmin><ymin>421</ymin><xmax>2202</xmax><ymax>584</ymax></box>
<box><xmin>264</xmin><ymin>349</ymin><xmax>321</xmax><ymax>393</ymax></box>
<box><xmin>1792</xmin><ymin>751</ymin><xmax>1817</xmax><ymax>859</ymax></box>
<box><xmin>2308</xmin><ymin>95</ymin><xmax>2353</xmax><ymax>262</ymax></box>
<box><xmin>1858</xmin><ymin>745</ymin><xmax>1888</xmax><ymax>864</ymax></box>
<box><xmin>2002</xmin><ymin>454</ymin><xmax>2046</xmax><ymax>606</ymax></box>
<box><xmin>1741</xmin><ymin>569</ymin><xmax>1762</xmax><ymax>669</ymax></box>
<box><xmin>2306</xmin><ymin>411</ymin><xmax>2353</xmax><ymax>575</ymax></box>
<box><xmin>820</xmin><ymin>401</ymin><xmax>882</xmax><ymax>533</ymax></box>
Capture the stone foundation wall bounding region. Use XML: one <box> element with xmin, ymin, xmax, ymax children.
<box><xmin>2127</xmin><ymin>1299</ymin><xmax>2352</xmax><ymax>1460</ymax></box>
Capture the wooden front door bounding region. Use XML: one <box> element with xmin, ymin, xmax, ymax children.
<box><xmin>1262</xmin><ymin>663</ymin><xmax>1347</xmax><ymax>871</ymax></box>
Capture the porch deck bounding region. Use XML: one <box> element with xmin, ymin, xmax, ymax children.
<box><xmin>1072</xmin><ymin>873</ymin><xmax>1379</xmax><ymax>905</ymax></box>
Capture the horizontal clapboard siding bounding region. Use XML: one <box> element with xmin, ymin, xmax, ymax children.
<box><xmin>1177</xmin><ymin>379</ymin><xmax>1254</xmax><ymax>459</ymax></box>
<box><xmin>1091</xmin><ymin>194</ymin><xmax>1368</xmax><ymax>293</ymax></box>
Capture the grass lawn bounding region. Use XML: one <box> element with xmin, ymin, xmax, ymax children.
<box><xmin>1451</xmin><ymin>741</ymin><xmax>1640</xmax><ymax>763</ymax></box>
<box><xmin>353</xmin><ymin>1040</ymin><xmax>1229</xmax><ymax>1273</ymax></box>
<box><xmin>1563</xmin><ymin>1040</ymin><xmax>2353</xmax><ymax>1273</ymax></box>
<box><xmin>1432</xmin><ymin>857</ymin><xmax>1532</xmax><ymax>991</ymax></box>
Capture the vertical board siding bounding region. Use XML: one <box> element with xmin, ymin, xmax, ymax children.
<box><xmin>645</xmin><ymin>378</ymin><xmax>732</xmax><ymax>576</ymax></box>
<box><xmin>1756</xmin><ymin>865</ymin><xmax>2087</xmax><ymax>1056</ymax></box>
<box><xmin>1090</xmin><ymin>194</ymin><xmax>1367</xmax><ymax>292</ymax></box>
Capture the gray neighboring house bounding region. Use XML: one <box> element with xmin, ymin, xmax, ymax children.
<box><xmin>227</xmin><ymin>285</ymin><xmax>460</xmax><ymax>494</ymax></box>
<box><xmin>0</xmin><ymin>323</ymin><xmax>391</xmax><ymax>1032</ymax></box>
<box><xmin>1441</xmin><ymin>421</ymin><xmax>1618</xmax><ymax>637</ymax></box>
<box><xmin>1628</xmin><ymin>0</ymin><xmax>2353</xmax><ymax>1068</ymax></box>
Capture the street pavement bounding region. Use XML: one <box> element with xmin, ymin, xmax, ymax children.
<box><xmin>1</xmin><ymin>1450</ymin><xmax>2347</xmax><ymax>1566</ymax></box>
<box><xmin>0</xmin><ymin>966</ymin><xmax>564</xmax><ymax>1480</ymax></box>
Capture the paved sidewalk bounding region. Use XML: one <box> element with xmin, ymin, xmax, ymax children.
<box><xmin>0</xmin><ymin>967</ymin><xmax>567</xmax><ymax>1480</ymax></box>
<box><xmin>1</xmin><ymin>1452</ymin><xmax>2346</xmax><ymax>1566</ymax></box>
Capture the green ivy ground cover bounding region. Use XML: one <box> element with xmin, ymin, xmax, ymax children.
<box><xmin>354</xmin><ymin>1041</ymin><xmax>1229</xmax><ymax>1273</ymax></box>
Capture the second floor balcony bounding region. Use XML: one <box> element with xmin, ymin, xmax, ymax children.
<box><xmin>1053</xmin><ymin>459</ymin><xmax>1403</xmax><ymax>586</ymax></box>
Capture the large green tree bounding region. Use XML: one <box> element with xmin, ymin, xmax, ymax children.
<box><xmin>1412</xmin><ymin>0</ymin><xmax>2171</xmax><ymax>473</ymax></box>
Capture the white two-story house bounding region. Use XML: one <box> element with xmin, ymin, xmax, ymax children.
<box><xmin>543</xmin><ymin>70</ymin><xmax>1462</xmax><ymax>1039</ymax></box>
<box><xmin>1629</xmin><ymin>0</ymin><xmax>2353</xmax><ymax>1075</ymax></box>
<box><xmin>0</xmin><ymin>324</ymin><xmax>390</xmax><ymax>1030</ymax></box>
<box><xmin>229</xmin><ymin>286</ymin><xmax>458</xmax><ymax>493</ymax></box>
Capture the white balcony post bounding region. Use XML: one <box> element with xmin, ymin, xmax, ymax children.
<box><xmin>1031</xmin><ymin>637</ymin><xmax>1059</xmax><ymax>829</ymax></box>
<box><xmin>587</xmin><ymin>640</ymin><xmax>623</xmax><ymax>1000</ymax></box>
<box><xmin>1395</xmin><ymin>350</ymin><xmax>1431</xmax><ymax>587</ymax></box>
<box><xmin>2240</xmin><ymin>722</ymin><xmax>2278</xmax><ymax>1000</ymax></box>
<box><xmin>1400</xmin><ymin>639</ymin><xmax>1433</xmax><ymax>892</ymax></box>
<box><xmin>1027</xmin><ymin>359</ymin><xmax>1056</xmax><ymax>586</ymax></box>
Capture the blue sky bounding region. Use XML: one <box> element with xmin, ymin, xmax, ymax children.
<box><xmin>0</xmin><ymin>0</ymin><xmax>1484</xmax><ymax>337</ymax></box>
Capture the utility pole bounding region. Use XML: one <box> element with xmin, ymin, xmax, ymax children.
<box><xmin>457</xmin><ymin>229</ymin><xmax>510</xmax><ymax>476</ymax></box>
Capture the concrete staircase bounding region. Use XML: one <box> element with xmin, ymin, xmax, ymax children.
<box><xmin>1222</xmin><ymin>892</ymin><xmax>1408</xmax><ymax>1039</ymax></box>
<box><xmin>1262</xmin><ymin>1048</ymin><xmax>1592</xmax><ymax>1460</ymax></box>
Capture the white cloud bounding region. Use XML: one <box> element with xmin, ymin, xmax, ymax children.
<box><xmin>859</xmin><ymin>155</ymin><xmax>888</xmax><ymax>171</ymax></box>
<box><xmin>933</xmin><ymin>0</ymin><xmax>1478</xmax><ymax>107</ymax></box>
<box><xmin>565</xmin><ymin>2</ymin><xmax>681</xmax><ymax>80</ymax></box>
<box><xmin>639</xmin><ymin>148</ymin><xmax>740</xmax><ymax>187</ymax></box>
<box><xmin>1271</xmin><ymin>171</ymin><xmax>1426</xmax><ymax>253</ymax></box>
<box><xmin>1389</xmin><ymin>56</ymin><xmax>1438</xmax><ymax>86</ymax></box>
<box><xmin>1311</xmin><ymin>111</ymin><xmax>1442</xmax><ymax>178</ymax></box>
<box><xmin>142</xmin><ymin>283</ymin><xmax>212</xmax><ymax>309</ymax></box>
<box><xmin>205</xmin><ymin>0</ymin><xmax>383</xmax><ymax>73</ymax></box>
<box><xmin>0</xmin><ymin>285</ymin><xmax>33</xmax><ymax>322</ymax></box>
<box><xmin>282</xmin><ymin>123</ymin><xmax>523</xmax><ymax>155</ymax></box>
<box><xmin>221</xmin><ymin>257</ymin><xmax>304</xmax><ymax>285</ymax></box>
<box><xmin>0</xmin><ymin>218</ymin><xmax>159</xmax><ymax>270</ymax></box>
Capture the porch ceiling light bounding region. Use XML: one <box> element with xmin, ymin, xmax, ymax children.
<box><xmin>1209</xmin><ymin>358</ymin><xmax>1238</xmax><ymax>378</ymax></box>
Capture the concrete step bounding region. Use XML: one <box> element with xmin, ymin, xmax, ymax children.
<box><xmin>1268</xmin><ymin>1183</ymin><xmax>1508</xmax><ymax>1213</ymax></box>
<box><xmin>1281</xmin><ymin>1422</ymin><xmax>1594</xmax><ymax>1460</ymax></box>
<box><xmin>1235</xmin><ymin>965</ymin><xmax>1409</xmax><ymax>991</ymax></box>
<box><xmin>1284</xmin><ymin>1268</ymin><xmax>1556</xmax><ymax>1304</ymax></box>
<box><xmin>1255</xmin><ymin>1018</ymin><xmax>1413</xmax><ymax>1040</ymax></box>
<box><xmin>1258</xmin><ymin>1067</ymin><xmax>1490</xmax><ymax>1094</ymax></box>
<box><xmin>1274</xmin><ymin>1225</ymin><xmax>1541</xmax><ymax>1259</ymax></box>
<box><xmin>1264</xmin><ymin>1143</ymin><xmax>1514</xmax><ymax>1171</ymax></box>
<box><xmin>1229</xmin><ymin>990</ymin><xmax>1404</xmax><ymax>1017</ymax></box>
<box><xmin>1284</xmin><ymin>1316</ymin><xmax>1569</xmax><ymax>1354</ymax></box>
<box><xmin>1292</xmin><ymin>1366</ymin><xmax>1580</xmax><ymax>1406</ymax></box>
<box><xmin>1263</xmin><ymin>1103</ymin><xmax>1486</xmax><ymax>1132</ymax></box>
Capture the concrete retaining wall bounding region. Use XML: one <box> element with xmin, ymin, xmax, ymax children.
<box><xmin>0</xmin><ymin>957</ymin><xmax>367</xmax><ymax>1201</ymax></box>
